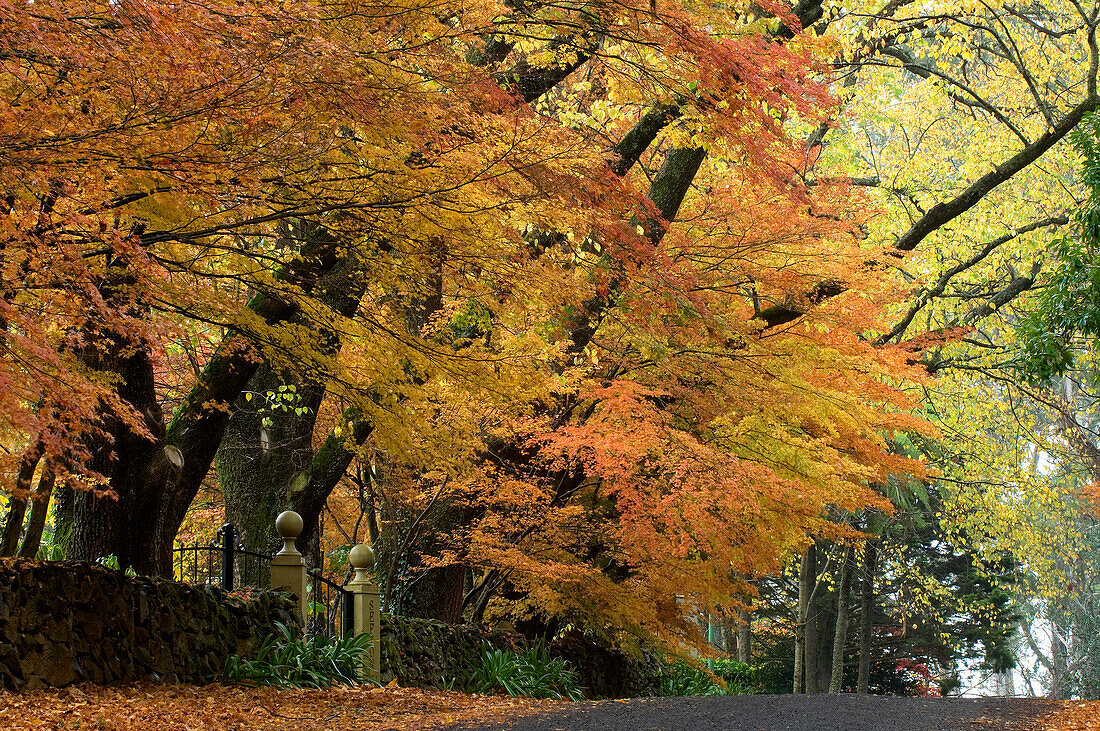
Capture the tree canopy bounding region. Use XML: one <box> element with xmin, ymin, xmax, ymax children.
<box><xmin>4</xmin><ymin>0</ymin><xmax>1100</xmax><ymax>679</ymax></box>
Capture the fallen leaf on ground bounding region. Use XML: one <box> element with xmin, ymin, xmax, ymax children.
<box><xmin>0</xmin><ymin>683</ymin><xmax>568</xmax><ymax>730</ymax></box>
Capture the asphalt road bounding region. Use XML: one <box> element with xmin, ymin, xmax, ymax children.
<box><xmin>439</xmin><ymin>694</ymin><xmax>1058</xmax><ymax>731</ymax></box>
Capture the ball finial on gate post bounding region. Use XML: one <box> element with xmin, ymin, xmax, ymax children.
<box><xmin>349</xmin><ymin>544</ymin><xmax>375</xmax><ymax>580</ymax></box>
<box><xmin>275</xmin><ymin>510</ymin><xmax>304</xmax><ymax>556</ymax></box>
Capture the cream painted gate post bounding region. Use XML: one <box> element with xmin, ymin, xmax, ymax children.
<box><xmin>269</xmin><ymin>510</ymin><xmax>308</xmax><ymax>625</ymax></box>
<box><xmin>347</xmin><ymin>544</ymin><xmax>381</xmax><ymax>681</ymax></box>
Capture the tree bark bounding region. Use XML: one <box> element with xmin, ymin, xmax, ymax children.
<box><xmin>64</xmin><ymin>298</ymin><xmax>167</xmax><ymax>572</ymax></box>
<box><xmin>0</xmin><ymin>445</ymin><xmax>41</xmax><ymax>556</ymax></box>
<box><xmin>830</xmin><ymin>546</ymin><xmax>853</xmax><ymax>693</ymax></box>
<box><xmin>1</xmin><ymin>499</ymin><xmax>25</xmax><ymax>557</ymax></box>
<box><xmin>17</xmin><ymin>468</ymin><xmax>55</xmax><ymax>558</ymax></box>
<box><xmin>795</xmin><ymin>545</ymin><xmax>814</xmax><ymax>693</ymax></box>
<box><xmin>217</xmin><ymin>364</ymin><xmax>323</xmax><ymax>559</ymax></box>
<box><xmin>217</xmin><ymin>242</ymin><xmax>371</xmax><ymax>566</ymax></box>
<box><xmin>858</xmin><ymin>539</ymin><xmax>877</xmax><ymax>694</ymax></box>
<box><xmin>404</xmin><ymin>563</ymin><xmax>467</xmax><ymax>623</ymax></box>
<box><xmin>62</xmin><ymin>225</ymin><xmax>343</xmax><ymax>576</ymax></box>
<box><xmin>1051</xmin><ymin>619</ymin><xmax>1068</xmax><ymax>699</ymax></box>
<box><xmin>610</xmin><ymin>105</ymin><xmax>680</xmax><ymax>177</ymax></box>
<box><xmin>737</xmin><ymin>608</ymin><xmax>751</xmax><ymax>663</ymax></box>
<box><xmin>804</xmin><ymin>544</ymin><xmax>821</xmax><ymax>692</ymax></box>
<box><xmin>722</xmin><ymin>621</ymin><xmax>735</xmax><ymax>656</ymax></box>
<box><xmin>646</xmin><ymin>148</ymin><xmax>708</xmax><ymax>231</ymax></box>
<box><xmin>811</xmin><ymin>583</ymin><xmax>834</xmax><ymax>694</ymax></box>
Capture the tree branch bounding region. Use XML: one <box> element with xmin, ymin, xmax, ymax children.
<box><xmin>893</xmin><ymin>97</ymin><xmax>1098</xmax><ymax>254</ymax></box>
<box><xmin>880</xmin><ymin>215</ymin><xmax>1067</xmax><ymax>344</ymax></box>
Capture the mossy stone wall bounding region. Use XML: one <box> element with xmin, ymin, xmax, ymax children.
<box><xmin>0</xmin><ymin>558</ymin><xmax>297</xmax><ymax>690</ymax></box>
<box><xmin>378</xmin><ymin>613</ymin><xmax>521</xmax><ymax>688</ymax></box>
<box><xmin>378</xmin><ymin>614</ymin><xmax>667</xmax><ymax>698</ymax></box>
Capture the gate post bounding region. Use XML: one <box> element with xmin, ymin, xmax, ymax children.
<box><xmin>270</xmin><ymin>511</ymin><xmax>307</xmax><ymax>626</ymax></box>
<box><xmin>348</xmin><ymin>544</ymin><xmax>381</xmax><ymax>681</ymax></box>
<box><xmin>219</xmin><ymin>523</ymin><xmax>236</xmax><ymax>591</ymax></box>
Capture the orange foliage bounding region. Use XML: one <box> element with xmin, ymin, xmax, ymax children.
<box><xmin>2</xmin><ymin>0</ymin><xmax>937</xmax><ymax>648</ymax></box>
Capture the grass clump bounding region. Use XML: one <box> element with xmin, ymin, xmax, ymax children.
<box><xmin>659</xmin><ymin>658</ymin><xmax>768</xmax><ymax>696</ymax></box>
<box><xmin>224</xmin><ymin>621</ymin><xmax>372</xmax><ymax>689</ymax></box>
<box><xmin>467</xmin><ymin>643</ymin><xmax>584</xmax><ymax>701</ymax></box>
<box><xmin>713</xmin><ymin>659</ymin><xmax>763</xmax><ymax>694</ymax></box>
<box><xmin>660</xmin><ymin>661</ymin><xmax>728</xmax><ymax>696</ymax></box>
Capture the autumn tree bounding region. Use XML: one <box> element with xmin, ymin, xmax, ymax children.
<box><xmin>0</xmin><ymin>0</ymin><xmax>925</xmax><ymax>656</ymax></box>
<box><xmin>306</xmin><ymin>0</ymin><xmax>948</xmax><ymax>636</ymax></box>
<box><xmin>5</xmin><ymin>0</ymin><xmax>1078</xmax><ymax>656</ymax></box>
<box><xmin>731</xmin><ymin>0</ymin><xmax>1100</xmax><ymax>691</ymax></box>
<box><xmin>0</xmin><ymin>0</ymin><xmax>644</xmax><ymax>575</ymax></box>
<box><xmin>146</xmin><ymin>0</ymin><xmax>943</xmax><ymax>642</ymax></box>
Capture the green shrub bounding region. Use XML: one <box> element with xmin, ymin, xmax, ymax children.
<box><xmin>659</xmin><ymin>661</ymin><xmax>727</xmax><ymax>696</ymax></box>
<box><xmin>95</xmin><ymin>554</ymin><xmax>137</xmax><ymax>575</ymax></box>
<box><xmin>224</xmin><ymin>622</ymin><xmax>372</xmax><ymax>689</ymax></box>
<box><xmin>467</xmin><ymin>643</ymin><xmax>584</xmax><ymax>701</ymax></box>
<box><xmin>36</xmin><ymin>541</ymin><xmax>64</xmax><ymax>561</ymax></box>
<box><xmin>713</xmin><ymin>659</ymin><xmax>761</xmax><ymax>694</ymax></box>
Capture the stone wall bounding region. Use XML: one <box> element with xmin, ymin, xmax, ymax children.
<box><xmin>378</xmin><ymin>613</ymin><xmax>522</xmax><ymax>688</ymax></box>
<box><xmin>547</xmin><ymin>629</ymin><xmax>667</xmax><ymax>699</ymax></box>
<box><xmin>0</xmin><ymin>558</ymin><xmax>297</xmax><ymax>690</ymax></box>
<box><xmin>0</xmin><ymin>558</ymin><xmax>666</xmax><ymax>697</ymax></box>
<box><xmin>378</xmin><ymin>614</ymin><xmax>668</xmax><ymax>698</ymax></box>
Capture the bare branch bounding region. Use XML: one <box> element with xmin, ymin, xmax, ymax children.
<box><xmin>880</xmin><ymin>215</ymin><xmax>1067</xmax><ymax>344</ymax></box>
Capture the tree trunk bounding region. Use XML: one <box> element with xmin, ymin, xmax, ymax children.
<box><xmin>806</xmin><ymin>544</ymin><xmax>824</xmax><ymax>693</ymax></box>
<box><xmin>404</xmin><ymin>564</ymin><xmax>466</xmax><ymax>623</ymax></box>
<box><xmin>0</xmin><ymin>446</ymin><xmax>41</xmax><ymax>556</ymax></box>
<box><xmin>830</xmin><ymin>546</ymin><xmax>853</xmax><ymax>693</ymax></box>
<box><xmin>811</xmin><ymin>582</ymin><xmax>834</xmax><ymax>694</ymax></box>
<box><xmin>65</xmin><ymin>226</ymin><xmax>344</xmax><ymax>576</ymax></box>
<box><xmin>795</xmin><ymin>545</ymin><xmax>815</xmax><ymax>693</ymax></box>
<box><xmin>393</xmin><ymin>487</ymin><xmax>471</xmax><ymax>623</ymax></box>
<box><xmin>858</xmin><ymin>539</ymin><xmax>877</xmax><ymax>694</ymax></box>
<box><xmin>1051</xmin><ymin>619</ymin><xmax>1068</xmax><ymax>699</ymax></box>
<box><xmin>217</xmin><ymin>363</ymin><xmax>325</xmax><ymax>561</ymax></box>
<box><xmin>17</xmin><ymin>468</ymin><xmax>55</xmax><ymax>558</ymax></box>
<box><xmin>64</xmin><ymin>325</ymin><xmax>167</xmax><ymax>572</ymax></box>
<box><xmin>737</xmin><ymin>608</ymin><xmax>751</xmax><ymax>663</ymax></box>
<box><xmin>720</xmin><ymin>618</ymin><xmax>734</xmax><ymax>656</ymax></box>
<box><xmin>645</xmin><ymin>148</ymin><xmax>708</xmax><ymax>236</ymax></box>
<box><xmin>216</xmin><ymin>240</ymin><xmax>369</xmax><ymax>568</ymax></box>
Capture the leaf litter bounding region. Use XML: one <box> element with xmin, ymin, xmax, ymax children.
<box><xmin>0</xmin><ymin>683</ymin><xmax>567</xmax><ymax>730</ymax></box>
<box><xmin>10</xmin><ymin>685</ymin><xmax>1100</xmax><ymax>730</ymax></box>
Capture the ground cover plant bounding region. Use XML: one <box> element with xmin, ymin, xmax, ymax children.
<box><xmin>223</xmin><ymin>623</ymin><xmax>372</xmax><ymax>690</ymax></box>
<box><xmin>465</xmin><ymin>644</ymin><xmax>585</xmax><ymax>701</ymax></box>
<box><xmin>659</xmin><ymin>662</ymin><xmax>729</xmax><ymax>697</ymax></box>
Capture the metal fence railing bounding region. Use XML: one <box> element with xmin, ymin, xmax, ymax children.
<box><xmin>307</xmin><ymin>567</ymin><xmax>355</xmax><ymax>639</ymax></box>
<box><xmin>172</xmin><ymin>521</ymin><xmax>352</xmax><ymax>639</ymax></box>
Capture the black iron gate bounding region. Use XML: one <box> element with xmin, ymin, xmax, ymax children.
<box><xmin>173</xmin><ymin>522</ymin><xmax>353</xmax><ymax>638</ymax></box>
<box><xmin>307</xmin><ymin>568</ymin><xmax>355</xmax><ymax>639</ymax></box>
